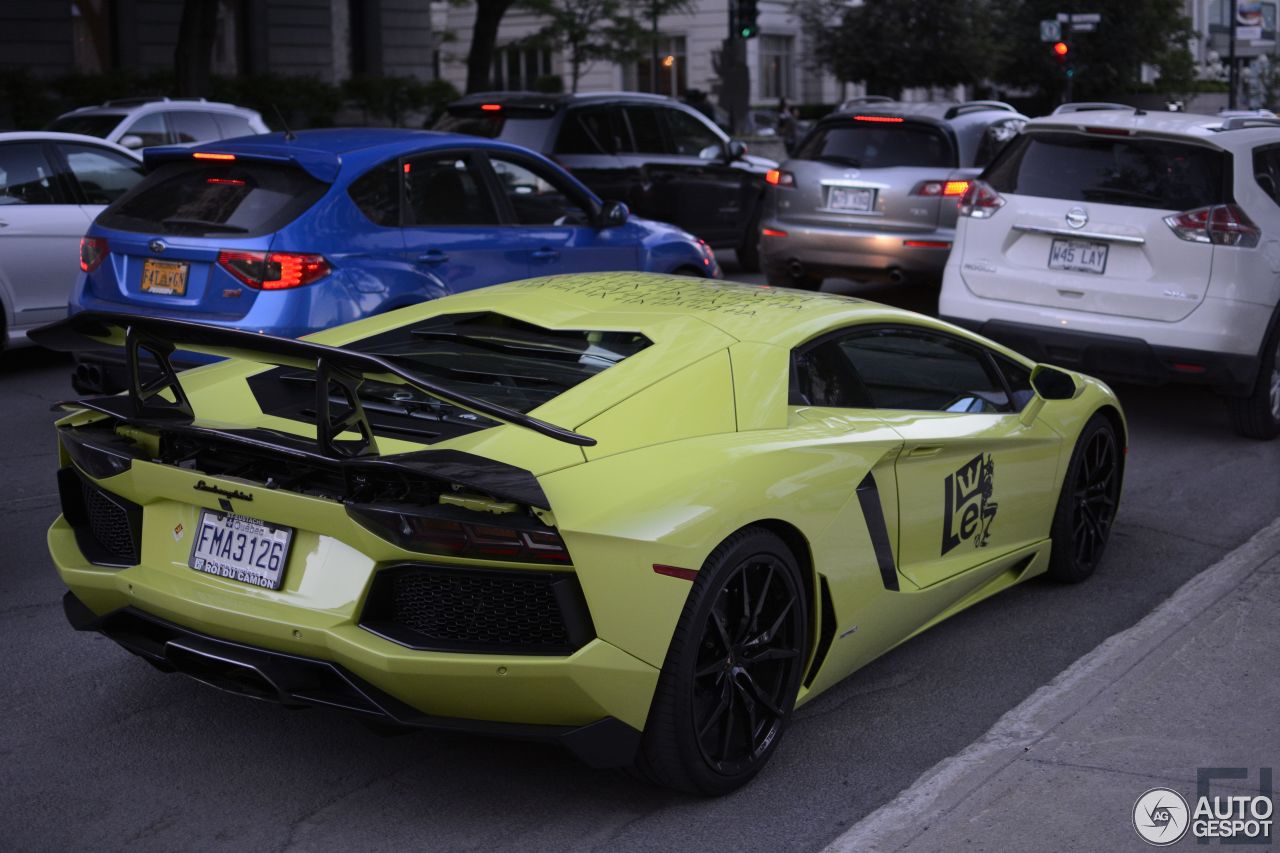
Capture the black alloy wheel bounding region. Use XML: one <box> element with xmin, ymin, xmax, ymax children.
<box><xmin>635</xmin><ymin>528</ymin><xmax>808</xmax><ymax>795</ymax></box>
<box><xmin>1048</xmin><ymin>414</ymin><xmax>1122</xmax><ymax>583</ymax></box>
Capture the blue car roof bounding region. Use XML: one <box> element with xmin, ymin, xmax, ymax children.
<box><xmin>143</xmin><ymin>129</ymin><xmax>549</xmax><ymax>186</ymax></box>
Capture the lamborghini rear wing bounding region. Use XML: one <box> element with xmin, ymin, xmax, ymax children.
<box><xmin>31</xmin><ymin>312</ymin><xmax>597</xmax><ymax>455</ymax></box>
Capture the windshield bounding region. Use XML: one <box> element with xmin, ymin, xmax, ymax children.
<box><xmin>47</xmin><ymin>114</ymin><xmax>126</xmax><ymax>138</ymax></box>
<box><xmin>796</xmin><ymin>121</ymin><xmax>956</xmax><ymax>169</ymax></box>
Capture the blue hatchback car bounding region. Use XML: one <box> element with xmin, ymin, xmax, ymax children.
<box><xmin>70</xmin><ymin>128</ymin><xmax>719</xmax><ymax>392</ymax></box>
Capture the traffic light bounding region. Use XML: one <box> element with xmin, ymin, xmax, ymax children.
<box><xmin>734</xmin><ymin>0</ymin><xmax>759</xmax><ymax>39</ymax></box>
<box><xmin>1052</xmin><ymin>41</ymin><xmax>1069</xmax><ymax>61</ymax></box>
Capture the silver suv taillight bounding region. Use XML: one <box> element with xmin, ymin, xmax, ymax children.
<box><xmin>1163</xmin><ymin>204</ymin><xmax>1261</xmax><ymax>248</ymax></box>
<box><xmin>957</xmin><ymin>180</ymin><xmax>1005</xmax><ymax>218</ymax></box>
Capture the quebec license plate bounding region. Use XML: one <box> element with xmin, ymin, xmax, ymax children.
<box><xmin>189</xmin><ymin>510</ymin><xmax>293</xmax><ymax>590</ymax></box>
<box><xmin>141</xmin><ymin>258</ymin><xmax>189</xmax><ymax>296</ymax></box>
<box><xmin>828</xmin><ymin>186</ymin><xmax>876</xmax><ymax>212</ymax></box>
<box><xmin>1048</xmin><ymin>238</ymin><xmax>1108</xmax><ymax>274</ymax></box>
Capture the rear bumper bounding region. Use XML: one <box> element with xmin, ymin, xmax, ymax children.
<box><xmin>944</xmin><ymin>315</ymin><xmax>1260</xmax><ymax>393</ymax></box>
<box><xmin>62</xmin><ymin>591</ymin><xmax>641</xmax><ymax>768</ymax></box>
<box><xmin>760</xmin><ymin>220</ymin><xmax>954</xmax><ymax>284</ymax></box>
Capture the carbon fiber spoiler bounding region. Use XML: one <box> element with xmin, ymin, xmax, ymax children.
<box><xmin>31</xmin><ymin>312</ymin><xmax>597</xmax><ymax>454</ymax></box>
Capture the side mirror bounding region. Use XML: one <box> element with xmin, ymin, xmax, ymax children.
<box><xmin>1030</xmin><ymin>364</ymin><xmax>1078</xmax><ymax>400</ymax></box>
<box><xmin>598</xmin><ymin>200</ymin><xmax>629</xmax><ymax>228</ymax></box>
<box><xmin>726</xmin><ymin>140</ymin><xmax>748</xmax><ymax>161</ymax></box>
<box><xmin>118</xmin><ymin>134</ymin><xmax>144</xmax><ymax>150</ymax></box>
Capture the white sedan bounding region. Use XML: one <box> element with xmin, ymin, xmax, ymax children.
<box><xmin>0</xmin><ymin>132</ymin><xmax>143</xmax><ymax>350</ymax></box>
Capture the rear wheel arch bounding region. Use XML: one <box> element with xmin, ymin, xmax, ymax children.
<box><xmin>1092</xmin><ymin>403</ymin><xmax>1128</xmax><ymax>484</ymax></box>
<box><xmin>671</xmin><ymin>264</ymin><xmax>707</xmax><ymax>278</ymax></box>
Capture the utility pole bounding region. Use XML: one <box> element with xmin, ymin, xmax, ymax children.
<box><xmin>1229</xmin><ymin>0</ymin><xmax>1239</xmax><ymax>109</ymax></box>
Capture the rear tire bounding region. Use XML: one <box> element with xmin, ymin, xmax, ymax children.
<box><xmin>1227</xmin><ymin>316</ymin><xmax>1280</xmax><ymax>440</ymax></box>
<box><xmin>1047</xmin><ymin>414</ymin><xmax>1122</xmax><ymax>583</ymax></box>
<box><xmin>634</xmin><ymin>528</ymin><xmax>808</xmax><ymax>795</ymax></box>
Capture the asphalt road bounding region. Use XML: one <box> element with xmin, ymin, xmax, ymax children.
<box><xmin>3</xmin><ymin>267</ymin><xmax>1279</xmax><ymax>853</ymax></box>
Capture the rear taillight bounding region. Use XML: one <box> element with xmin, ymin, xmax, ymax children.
<box><xmin>1164</xmin><ymin>204</ymin><xmax>1261</xmax><ymax>248</ymax></box>
<box><xmin>348</xmin><ymin>505</ymin><xmax>572</xmax><ymax>564</ymax></box>
<box><xmin>957</xmin><ymin>180</ymin><xmax>1005</xmax><ymax>219</ymax></box>
<box><xmin>217</xmin><ymin>250</ymin><xmax>331</xmax><ymax>290</ymax></box>
<box><xmin>911</xmin><ymin>179</ymin><xmax>971</xmax><ymax>198</ymax></box>
<box><xmin>765</xmin><ymin>169</ymin><xmax>794</xmax><ymax>188</ymax></box>
<box><xmin>80</xmin><ymin>236</ymin><xmax>108</xmax><ymax>273</ymax></box>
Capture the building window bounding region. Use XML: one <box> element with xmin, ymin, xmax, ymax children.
<box><xmin>492</xmin><ymin>45</ymin><xmax>553</xmax><ymax>91</ymax></box>
<box><xmin>627</xmin><ymin>36</ymin><xmax>687</xmax><ymax>97</ymax></box>
<box><xmin>760</xmin><ymin>35</ymin><xmax>794</xmax><ymax>100</ymax></box>
<box><xmin>71</xmin><ymin>0</ymin><xmax>113</xmax><ymax>73</ymax></box>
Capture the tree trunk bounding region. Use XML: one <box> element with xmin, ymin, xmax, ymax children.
<box><xmin>466</xmin><ymin>0</ymin><xmax>517</xmax><ymax>93</ymax></box>
<box><xmin>174</xmin><ymin>0</ymin><xmax>220</xmax><ymax>97</ymax></box>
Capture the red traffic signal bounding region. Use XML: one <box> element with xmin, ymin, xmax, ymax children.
<box><xmin>1052</xmin><ymin>41</ymin><xmax>1069</xmax><ymax>57</ymax></box>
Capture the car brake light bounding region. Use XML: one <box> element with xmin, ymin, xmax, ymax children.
<box><xmin>853</xmin><ymin>114</ymin><xmax>904</xmax><ymax>123</ymax></box>
<box><xmin>480</xmin><ymin>103</ymin><xmax>502</xmax><ymax>112</ymax></box>
<box><xmin>957</xmin><ymin>180</ymin><xmax>1005</xmax><ymax>219</ymax></box>
<box><xmin>1084</xmin><ymin>126</ymin><xmax>1132</xmax><ymax>137</ymax></box>
<box><xmin>217</xmin><ymin>250</ymin><xmax>331</xmax><ymax>289</ymax></box>
<box><xmin>206</xmin><ymin>177</ymin><xmax>245</xmax><ymax>186</ymax></box>
<box><xmin>911</xmin><ymin>180</ymin><xmax>972</xmax><ymax>197</ymax></box>
<box><xmin>80</xmin><ymin>236</ymin><xmax>108</xmax><ymax>273</ymax></box>
<box><xmin>347</xmin><ymin>505</ymin><xmax>572</xmax><ymax>564</ymax></box>
<box><xmin>1163</xmin><ymin>204</ymin><xmax>1261</xmax><ymax>248</ymax></box>
<box><xmin>762</xmin><ymin>227</ymin><xmax>788</xmax><ymax>237</ymax></box>
<box><xmin>765</xmin><ymin>169</ymin><xmax>794</xmax><ymax>187</ymax></box>
<box><xmin>193</xmin><ymin>152</ymin><xmax>236</xmax><ymax>160</ymax></box>
<box><xmin>903</xmin><ymin>240</ymin><xmax>951</xmax><ymax>248</ymax></box>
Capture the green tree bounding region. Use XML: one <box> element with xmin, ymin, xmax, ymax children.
<box><xmin>990</xmin><ymin>0</ymin><xmax>1194</xmax><ymax>106</ymax></box>
<box><xmin>519</xmin><ymin>0</ymin><xmax>645</xmax><ymax>92</ymax></box>
<box><xmin>799</xmin><ymin>0</ymin><xmax>998</xmax><ymax>96</ymax></box>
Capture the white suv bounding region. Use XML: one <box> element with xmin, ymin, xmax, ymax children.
<box><xmin>940</xmin><ymin>104</ymin><xmax>1280</xmax><ymax>439</ymax></box>
<box><xmin>46</xmin><ymin>97</ymin><xmax>268</xmax><ymax>150</ymax></box>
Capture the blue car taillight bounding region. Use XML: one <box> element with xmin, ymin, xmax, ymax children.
<box><xmin>80</xmin><ymin>237</ymin><xmax>108</xmax><ymax>273</ymax></box>
<box><xmin>217</xmin><ymin>250</ymin><xmax>331</xmax><ymax>290</ymax></box>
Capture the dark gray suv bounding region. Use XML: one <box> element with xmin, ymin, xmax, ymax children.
<box><xmin>759</xmin><ymin>98</ymin><xmax>1026</xmax><ymax>289</ymax></box>
<box><xmin>436</xmin><ymin>92</ymin><xmax>777</xmax><ymax>270</ymax></box>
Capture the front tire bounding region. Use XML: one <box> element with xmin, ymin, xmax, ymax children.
<box><xmin>634</xmin><ymin>528</ymin><xmax>809</xmax><ymax>795</ymax></box>
<box><xmin>1047</xmin><ymin>414</ymin><xmax>1122</xmax><ymax>583</ymax></box>
<box><xmin>1227</xmin><ymin>316</ymin><xmax>1280</xmax><ymax>440</ymax></box>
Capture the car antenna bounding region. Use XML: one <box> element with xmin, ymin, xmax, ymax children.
<box><xmin>271</xmin><ymin>104</ymin><xmax>297</xmax><ymax>141</ymax></box>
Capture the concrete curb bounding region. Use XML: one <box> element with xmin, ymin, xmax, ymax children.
<box><xmin>823</xmin><ymin>515</ymin><xmax>1280</xmax><ymax>853</ymax></box>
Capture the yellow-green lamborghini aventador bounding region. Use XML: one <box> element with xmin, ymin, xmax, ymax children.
<box><xmin>36</xmin><ymin>273</ymin><xmax>1125</xmax><ymax>795</ymax></box>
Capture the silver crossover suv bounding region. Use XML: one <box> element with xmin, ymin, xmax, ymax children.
<box><xmin>758</xmin><ymin>98</ymin><xmax>1027</xmax><ymax>289</ymax></box>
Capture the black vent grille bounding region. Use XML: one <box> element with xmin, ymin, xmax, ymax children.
<box><xmin>360</xmin><ymin>564</ymin><xmax>595</xmax><ymax>655</ymax></box>
<box><xmin>58</xmin><ymin>467</ymin><xmax>142</xmax><ymax>567</ymax></box>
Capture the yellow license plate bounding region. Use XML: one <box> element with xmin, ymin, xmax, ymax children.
<box><xmin>140</xmin><ymin>259</ymin><xmax>189</xmax><ymax>296</ymax></box>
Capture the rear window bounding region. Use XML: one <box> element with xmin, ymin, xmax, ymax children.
<box><xmin>434</xmin><ymin>113</ymin><xmax>505</xmax><ymax>139</ymax></box>
<box><xmin>435</xmin><ymin>109</ymin><xmax>555</xmax><ymax>150</ymax></box>
<box><xmin>47</xmin><ymin>113</ymin><xmax>126</xmax><ymax>138</ymax></box>
<box><xmin>984</xmin><ymin>131</ymin><xmax>1229</xmax><ymax>211</ymax></box>
<box><xmin>795</xmin><ymin>121</ymin><xmax>956</xmax><ymax>169</ymax></box>
<box><xmin>97</xmin><ymin>160</ymin><xmax>328</xmax><ymax>237</ymax></box>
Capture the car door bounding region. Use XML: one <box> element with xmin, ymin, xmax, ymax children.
<box><xmin>399</xmin><ymin>150</ymin><xmax>528</xmax><ymax>294</ymax></box>
<box><xmin>550</xmin><ymin>105</ymin><xmax>632</xmax><ymax>203</ymax></box>
<box><xmin>830</xmin><ymin>326</ymin><xmax>1062</xmax><ymax>588</ymax></box>
<box><xmin>51</xmin><ymin>139</ymin><xmax>144</xmax><ymax>213</ymax></box>
<box><xmin>480</xmin><ymin>151</ymin><xmax>639</xmax><ymax>275</ymax></box>
<box><xmin>0</xmin><ymin>140</ymin><xmax>91</xmax><ymax>332</ymax></box>
<box><xmin>169</xmin><ymin>111</ymin><xmax>223</xmax><ymax>145</ymax></box>
<box><xmin>116</xmin><ymin>112</ymin><xmax>171</xmax><ymax>149</ymax></box>
<box><xmin>658</xmin><ymin>105</ymin><xmax>758</xmax><ymax>242</ymax></box>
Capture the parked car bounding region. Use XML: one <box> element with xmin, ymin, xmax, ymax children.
<box><xmin>0</xmin><ymin>132</ymin><xmax>143</xmax><ymax>350</ymax></box>
<box><xmin>46</xmin><ymin>97</ymin><xmax>269</xmax><ymax>150</ymax></box>
<box><xmin>35</xmin><ymin>273</ymin><xmax>1124</xmax><ymax>794</ymax></box>
<box><xmin>759</xmin><ymin>98</ymin><xmax>1027</xmax><ymax>289</ymax></box>
<box><xmin>435</xmin><ymin>91</ymin><xmax>776</xmax><ymax>270</ymax></box>
<box><xmin>70</xmin><ymin>127</ymin><xmax>719</xmax><ymax>393</ymax></box>
<box><xmin>939</xmin><ymin>104</ymin><xmax>1280</xmax><ymax>440</ymax></box>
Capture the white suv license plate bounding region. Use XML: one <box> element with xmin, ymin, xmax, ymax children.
<box><xmin>828</xmin><ymin>187</ymin><xmax>876</xmax><ymax>212</ymax></box>
<box><xmin>1048</xmin><ymin>238</ymin><xmax>1108</xmax><ymax>274</ymax></box>
<box><xmin>189</xmin><ymin>509</ymin><xmax>293</xmax><ymax>590</ymax></box>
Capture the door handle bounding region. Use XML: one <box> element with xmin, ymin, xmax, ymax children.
<box><xmin>907</xmin><ymin>445</ymin><xmax>943</xmax><ymax>458</ymax></box>
<box><xmin>530</xmin><ymin>247</ymin><xmax>561</xmax><ymax>261</ymax></box>
<box><xmin>416</xmin><ymin>250</ymin><xmax>448</xmax><ymax>265</ymax></box>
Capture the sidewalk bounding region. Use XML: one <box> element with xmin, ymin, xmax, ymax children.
<box><xmin>824</xmin><ymin>517</ymin><xmax>1280</xmax><ymax>853</ymax></box>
